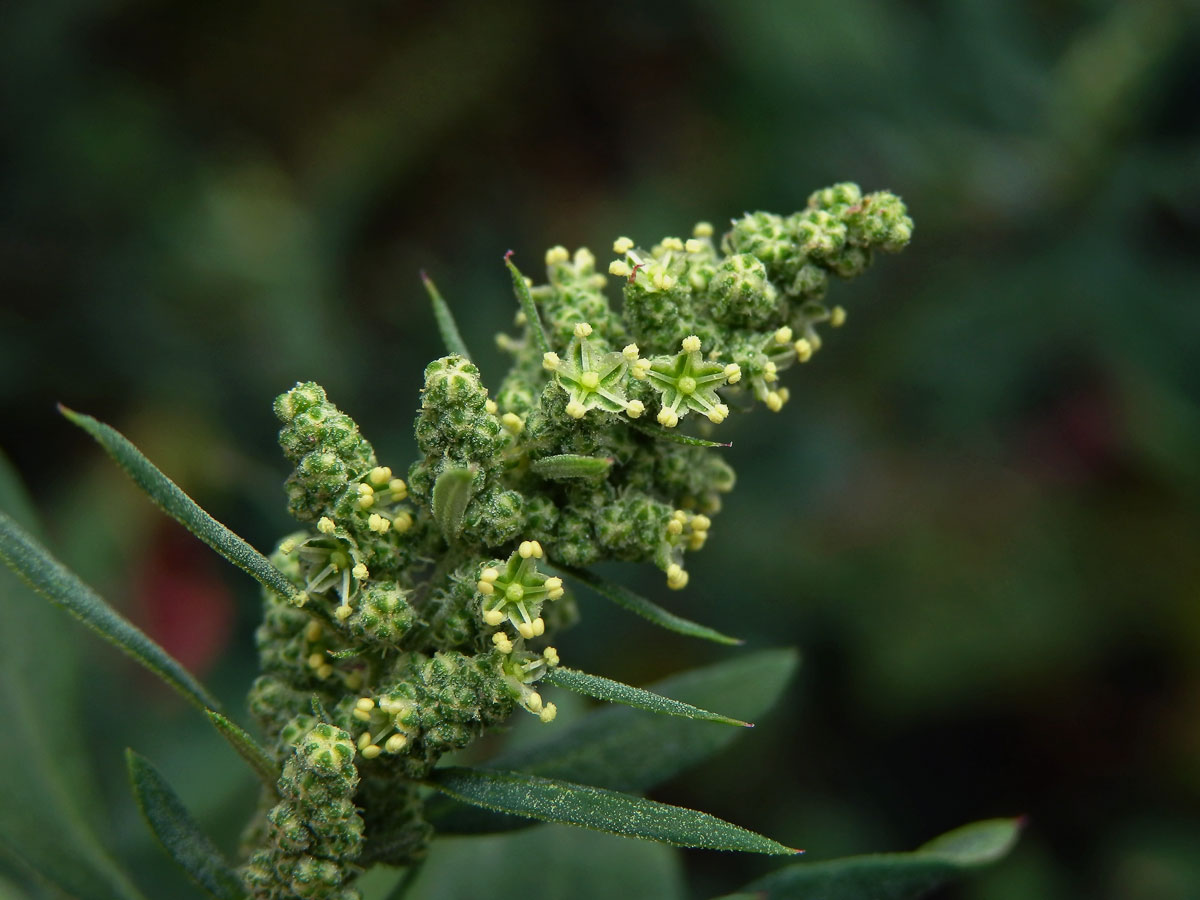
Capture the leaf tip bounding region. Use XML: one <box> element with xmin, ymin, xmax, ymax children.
<box><xmin>504</xmin><ymin>249</ymin><xmax>515</xmax><ymax>261</ymax></box>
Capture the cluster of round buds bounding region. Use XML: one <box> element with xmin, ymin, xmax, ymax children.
<box><xmin>344</xmin><ymin>695</ymin><xmax>414</xmax><ymax>760</ymax></box>
<box><xmin>353</xmin><ymin>466</ymin><xmax>414</xmax><ymax>534</ymax></box>
<box><xmin>543</xmin><ymin>322</ymin><xmax>643</xmax><ymax>421</ymax></box>
<box><xmin>500</xmin><ymin>647</ymin><xmax>561</xmax><ymax>722</ymax></box>
<box><xmin>476</xmin><ymin>541</ymin><xmax>564</xmax><ymax>640</ymax></box>
<box><xmin>666</xmin><ymin>509</ymin><xmax>712</xmax><ymax>553</ymax></box>
<box><xmin>646</xmin><ymin>335</ymin><xmax>737</xmax><ymax>427</ymax></box>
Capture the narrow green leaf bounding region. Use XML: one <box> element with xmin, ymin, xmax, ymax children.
<box><xmin>735</xmin><ymin>818</ymin><xmax>1023</xmax><ymax>899</ymax></box>
<box><xmin>428</xmin><ymin>649</ymin><xmax>798</xmax><ymax>834</ymax></box>
<box><xmin>626</xmin><ymin>418</ymin><xmax>732</xmax><ymax>448</ymax></box>
<box><xmin>530</xmin><ymin>454</ymin><xmax>614</xmax><ymax>481</ymax></box>
<box><xmin>421</xmin><ymin>270</ymin><xmax>472</xmax><ymax>361</ymax></box>
<box><xmin>504</xmin><ymin>252</ymin><xmax>551</xmax><ymax>355</ymax></box>
<box><xmin>0</xmin><ymin>509</ymin><xmax>220</xmax><ymax>712</ymax></box>
<box><xmin>204</xmin><ymin>710</ymin><xmax>278</xmax><ymax>789</ymax></box>
<box><xmin>544</xmin><ymin>666</ymin><xmax>750</xmax><ymax>727</ymax></box>
<box><xmin>559</xmin><ymin>564</ymin><xmax>742</xmax><ymax>645</ymax></box>
<box><xmin>428</xmin><ymin>767</ymin><xmax>797</xmax><ymax>855</ymax></box>
<box><xmin>432</xmin><ymin>467</ymin><xmax>476</xmax><ymax>540</ymax></box>
<box><xmin>125</xmin><ymin>750</ymin><xmax>246</xmax><ymax>900</ymax></box>
<box><xmin>60</xmin><ymin>407</ymin><xmax>303</xmax><ymax>606</ymax></box>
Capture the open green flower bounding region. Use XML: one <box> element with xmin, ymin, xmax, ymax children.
<box><xmin>543</xmin><ymin>322</ymin><xmax>644</xmax><ymax>420</ymax></box>
<box><xmin>645</xmin><ymin>335</ymin><xmax>739</xmax><ymax>427</ymax></box>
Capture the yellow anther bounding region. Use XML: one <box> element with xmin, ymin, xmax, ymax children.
<box><xmin>667</xmin><ymin>519</ymin><xmax>683</xmax><ymax>536</ymax></box>
<box><xmin>764</xmin><ymin>361</ymin><xmax>778</xmax><ymax>377</ymax></box>
<box><xmin>531</xmin><ymin>540</ymin><xmax>544</xmax><ymax>558</ymax></box>
<box><xmin>539</xmin><ymin>703</ymin><xmax>558</xmax><ymax>723</ymax></box>
<box><xmin>308</xmin><ymin>652</ymin><xmax>325</xmax><ymax>670</ymax></box>
<box><xmin>517</xmin><ymin>621</ymin><xmax>536</xmax><ymax>639</ymax></box>
<box><xmin>766</xmin><ymin>391</ymin><xmax>784</xmax><ymax>412</ymax></box>
<box><xmin>279</xmin><ymin>538</ymin><xmax>297</xmax><ymax>554</ymax></box>
<box><xmin>778</xmin><ymin>387</ymin><xmax>791</xmax><ymax>404</ymax></box>
<box><xmin>316</xmin><ymin>664</ymin><xmax>334</xmax><ymax>679</ymax></box>
<box><xmin>545</xmin><ymin>245</ymin><xmax>569</xmax><ymax>265</ymax></box>
<box><xmin>361</xmin><ymin>744</ymin><xmax>382</xmax><ymax>759</ymax></box>
<box><xmin>543</xmin><ymin>646</ymin><xmax>560</xmax><ymax>666</ymax></box>
<box><xmin>317</xmin><ymin>517</ymin><xmax>336</xmax><ymax>535</ymax></box>
<box><xmin>631</xmin><ymin>358</ymin><xmax>651</xmax><ymax>380</ymax></box>
<box><xmin>357</xmin><ymin>495</ymin><xmax>375</xmax><ymax>510</ymax></box>
<box><xmin>724</xmin><ymin>363</ymin><xmax>742</xmax><ymax>384</ymax></box>
<box><xmin>518</xmin><ymin>541</ymin><xmax>535</xmax><ymax>558</ymax></box>
<box><xmin>392</xmin><ymin>511</ymin><xmax>413</xmax><ymax>533</ymax></box>
<box><xmin>706</xmin><ymin>404</ymin><xmax>729</xmax><ymax>424</ymax></box>
<box><xmin>566</xmin><ymin>400</ymin><xmax>587</xmax><ymax>419</ymax></box>
<box><xmin>692</xmin><ymin>514</ymin><xmax>712</xmax><ymax>530</ymax></box>
<box><xmin>514</xmin><ymin>310</ymin><xmax>527</xmax><ymax>326</ymax></box>
<box><xmin>657</xmin><ymin>408</ymin><xmax>679</xmax><ymax>428</ymax></box>
<box><xmin>532</xmin><ymin>617</ymin><xmax>545</xmax><ymax>636</ymax></box>
<box><xmin>357</xmin><ymin>483</ymin><xmax>375</xmax><ymax>496</ymax></box>
<box><xmin>352</xmin><ymin>563</ymin><xmax>369</xmax><ymax>580</ymax></box>
<box><xmin>478</xmin><ymin>580</ymin><xmax>495</xmax><ymax>596</ymax></box>
<box><xmin>830</xmin><ymin>305</ymin><xmax>847</xmax><ymax>327</ymax></box>
<box><xmin>501</xmin><ymin>412</ymin><xmax>524</xmax><ymax>434</ymax></box>
<box><xmin>385</xmin><ymin>734</ymin><xmax>408</xmax><ymax>753</ymax></box>
<box><xmin>682</xmin><ymin>335</ymin><xmax>702</xmax><ymax>353</ymax></box>
<box><xmin>672</xmin><ymin>509</ymin><xmax>688</xmax><ymax>523</ymax></box>
<box><xmin>794</xmin><ymin>338</ymin><xmax>813</xmax><ymax>362</ymax></box>
<box><xmin>294</xmin><ymin>591</ymin><xmax>309</xmax><ymax>608</ymax></box>
<box><xmin>661</xmin><ymin>237</ymin><xmax>684</xmax><ymax>252</ymax></box>
<box><xmin>688</xmin><ymin>532</ymin><xmax>707</xmax><ymax>551</ymax></box>
<box><xmin>304</xmin><ymin>621</ymin><xmax>323</xmax><ymax>643</ymax></box>
<box><xmin>574</xmin><ymin>247</ymin><xmax>595</xmax><ymax>268</ymax></box>
<box><xmin>574</xmin><ymin>321</ymin><xmax>593</xmax><ymax>338</ymax></box>
<box><xmin>580</xmin><ymin>372</ymin><xmax>599</xmax><ymax>391</ymax></box>
<box><xmin>526</xmin><ymin>691</ymin><xmax>543</xmax><ymax>713</ymax></box>
<box><xmin>356</xmin><ymin>697</ymin><xmax>375</xmax><ymax>712</ymax></box>
<box><xmin>685</xmin><ymin>238</ymin><xmax>703</xmax><ymax>253</ymax></box>
<box><xmin>666</xmin><ymin>564</ymin><xmax>689</xmax><ymax>590</ymax></box>
<box><xmin>369</xmin><ymin>466</ymin><xmax>392</xmax><ymax>486</ymax></box>
<box><xmin>483</xmin><ymin>607</ymin><xmax>505</xmax><ymax>626</ymax></box>
<box><xmin>335</xmin><ymin>604</ymin><xmax>353</xmax><ymax>621</ymax></box>
<box><xmin>480</xmin><ymin>567</ymin><xmax>500</xmax><ymax>583</ymax></box>
<box><xmin>368</xmin><ymin>513</ymin><xmax>389</xmax><ymax>534</ymax></box>
<box><xmin>389</xmin><ymin>478</ymin><xmax>408</xmax><ymax>498</ymax></box>
<box><xmin>357</xmin><ymin>731</ymin><xmax>372</xmax><ymax>751</ymax></box>
<box><xmin>613</xmin><ymin>236</ymin><xmax>634</xmax><ymax>253</ymax></box>
<box><xmin>543</xmin><ymin>352</ymin><xmax>561</xmax><ymax>371</ymax></box>
<box><xmin>809</xmin><ymin>331</ymin><xmax>823</xmax><ymax>351</ymax></box>
<box><xmin>693</xmin><ymin>221</ymin><xmax>713</xmax><ymax>238</ymax></box>
<box><xmin>352</xmin><ymin>707</ymin><xmax>372</xmax><ymax>722</ymax></box>
<box><xmin>774</xmin><ymin>326</ymin><xmax>794</xmax><ymax>344</ymax></box>
<box><xmin>625</xmin><ymin>399</ymin><xmax>645</xmax><ymax>419</ymax></box>
<box><xmin>485</xmin><ymin>399</ymin><xmax>499</xmax><ymax>415</ymax></box>
<box><xmin>622</xmin><ymin>343</ymin><xmax>640</xmax><ymax>360</ymax></box>
<box><xmin>344</xmin><ymin>671</ymin><xmax>362</xmax><ymax>691</ymax></box>
<box><xmin>609</xmin><ymin>259</ymin><xmax>631</xmax><ymax>277</ymax></box>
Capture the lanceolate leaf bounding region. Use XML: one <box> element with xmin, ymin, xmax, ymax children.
<box><xmin>0</xmin><ymin>509</ymin><xmax>220</xmax><ymax>712</ymax></box>
<box><xmin>421</xmin><ymin>270</ymin><xmax>472</xmax><ymax>361</ymax></box>
<box><xmin>560</xmin><ymin>564</ymin><xmax>742</xmax><ymax>645</ymax></box>
<box><xmin>60</xmin><ymin>407</ymin><xmax>303</xmax><ymax>606</ymax></box>
<box><xmin>626</xmin><ymin>418</ymin><xmax>732</xmax><ymax>448</ymax></box>
<box><xmin>428</xmin><ymin>767</ymin><xmax>798</xmax><ymax>855</ymax></box>
<box><xmin>126</xmin><ymin>751</ymin><xmax>246</xmax><ymax>900</ymax></box>
<box><xmin>504</xmin><ymin>252</ymin><xmax>551</xmax><ymax>356</ymax></box>
<box><xmin>205</xmin><ymin>710</ymin><xmax>278</xmax><ymax>789</ymax></box>
<box><xmin>428</xmin><ymin>649</ymin><xmax>798</xmax><ymax>834</ymax></box>
<box><xmin>431</xmin><ymin>466</ymin><xmax>475</xmax><ymax>540</ymax></box>
<box><xmin>543</xmin><ymin>667</ymin><xmax>750</xmax><ymax>727</ymax></box>
<box><xmin>530</xmin><ymin>454</ymin><xmax>614</xmax><ymax>481</ymax></box>
<box><xmin>733</xmin><ymin>818</ymin><xmax>1023</xmax><ymax>899</ymax></box>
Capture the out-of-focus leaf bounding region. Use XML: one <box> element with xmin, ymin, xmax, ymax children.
<box><xmin>544</xmin><ymin>666</ymin><xmax>751</xmax><ymax>727</ymax></box>
<box><xmin>0</xmin><ymin>509</ymin><xmax>220</xmax><ymax>712</ymax></box>
<box><xmin>421</xmin><ymin>271</ymin><xmax>472</xmax><ymax>361</ymax></box>
<box><xmin>428</xmin><ymin>649</ymin><xmax>798</xmax><ymax>833</ymax></box>
<box><xmin>431</xmin><ymin>467</ymin><xmax>475</xmax><ymax>540</ymax></box>
<box><xmin>125</xmin><ymin>751</ymin><xmax>246</xmax><ymax>900</ymax></box>
<box><xmin>60</xmin><ymin>407</ymin><xmax>303</xmax><ymax>606</ymax></box>
<box><xmin>0</xmin><ymin>452</ymin><xmax>147</xmax><ymax>900</ymax></box>
<box><xmin>626</xmin><ymin>418</ymin><xmax>733</xmax><ymax>448</ymax></box>
<box><xmin>560</xmin><ymin>564</ymin><xmax>742</xmax><ymax>645</ymax></box>
<box><xmin>504</xmin><ymin>253</ymin><xmax>551</xmax><ymax>355</ymax></box>
<box><xmin>427</xmin><ymin>767</ymin><xmax>798</xmax><ymax>854</ymax></box>
<box><xmin>730</xmin><ymin>818</ymin><xmax>1023</xmax><ymax>899</ymax></box>
<box><xmin>403</xmin><ymin>824</ymin><xmax>685</xmax><ymax>900</ymax></box>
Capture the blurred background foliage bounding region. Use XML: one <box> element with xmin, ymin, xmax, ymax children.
<box><xmin>2</xmin><ymin>0</ymin><xmax>1199</xmax><ymax>897</ymax></box>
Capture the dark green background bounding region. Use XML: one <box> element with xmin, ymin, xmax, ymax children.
<box><xmin>2</xmin><ymin>1</ymin><xmax>1199</xmax><ymax>897</ymax></box>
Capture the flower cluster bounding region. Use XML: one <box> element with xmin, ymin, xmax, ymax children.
<box><xmin>243</xmin><ymin>183</ymin><xmax>911</xmax><ymax>898</ymax></box>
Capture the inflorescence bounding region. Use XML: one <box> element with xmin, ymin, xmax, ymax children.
<box><xmin>244</xmin><ymin>183</ymin><xmax>911</xmax><ymax>898</ymax></box>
